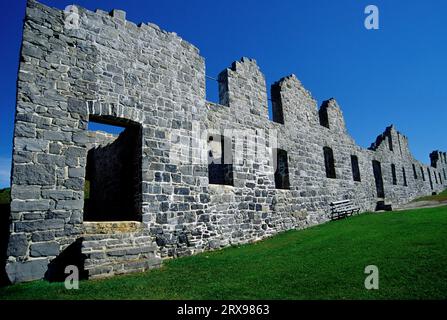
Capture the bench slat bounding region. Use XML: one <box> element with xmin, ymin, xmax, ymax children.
<box><xmin>331</xmin><ymin>200</ymin><xmax>350</xmax><ymax>206</ymax></box>
<box><xmin>330</xmin><ymin>199</ymin><xmax>360</xmax><ymax>221</ymax></box>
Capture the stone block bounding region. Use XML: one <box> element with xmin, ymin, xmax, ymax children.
<box><xmin>10</xmin><ymin>199</ymin><xmax>51</xmax><ymax>212</ymax></box>
<box><xmin>110</xmin><ymin>9</ymin><xmax>126</xmax><ymax>21</ymax></box>
<box><xmin>13</xmin><ymin>164</ymin><xmax>55</xmax><ymax>186</ymax></box>
<box><xmin>7</xmin><ymin>233</ymin><xmax>28</xmax><ymax>257</ymax></box>
<box><xmin>15</xmin><ymin>138</ymin><xmax>48</xmax><ymax>152</ymax></box>
<box><xmin>6</xmin><ymin>259</ymin><xmax>49</xmax><ymax>284</ymax></box>
<box><xmin>43</xmin><ymin>131</ymin><xmax>72</xmax><ymax>142</ymax></box>
<box><xmin>11</xmin><ymin>186</ymin><xmax>41</xmax><ymax>200</ymax></box>
<box><xmin>15</xmin><ymin>219</ymin><xmax>65</xmax><ymax>233</ymax></box>
<box><xmin>68</xmin><ymin>167</ymin><xmax>84</xmax><ymax>178</ymax></box>
<box><xmin>30</xmin><ymin>241</ymin><xmax>60</xmax><ymax>257</ymax></box>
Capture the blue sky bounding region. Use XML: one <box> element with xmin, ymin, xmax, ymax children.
<box><xmin>0</xmin><ymin>0</ymin><xmax>446</xmax><ymax>188</ymax></box>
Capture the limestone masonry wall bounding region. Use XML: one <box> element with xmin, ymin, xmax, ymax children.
<box><xmin>5</xmin><ymin>0</ymin><xmax>447</xmax><ymax>283</ymax></box>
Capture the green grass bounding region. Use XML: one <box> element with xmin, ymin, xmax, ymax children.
<box><xmin>0</xmin><ymin>188</ymin><xmax>10</xmax><ymax>205</ymax></box>
<box><xmin>413</xmin><ymin>188</ymin><xmax>447</xmax><ymax>202</ymax></box>
<box><xmin>1</xmin><ymin>206</ymin><xmax>447</xmax><ymax>300</ymax></box>
<box><xmin>84</xmin><ymin>180</ymin><xmax>90</xmax><ymax>200</ymax></box>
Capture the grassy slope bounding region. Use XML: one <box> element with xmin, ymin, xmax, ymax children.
<box><xmin>1</xmin><ymin>206</ymin><xmax>447</xmax><ymax>300</ymax></box>
<box><xmin>0</xmin><ymin>188</ymin><xmax>10</xmax><ymax>205</ymax></box>
<box><xmin>413</xmin><ymin>188</ymin><xmax>447</xmax><ymax>202</ymax></box>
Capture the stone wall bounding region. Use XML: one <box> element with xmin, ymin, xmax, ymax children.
<box><xmin>5</xmin><ymin>0</ymin><xmax>447</xmax><ymax>283</ymax></box>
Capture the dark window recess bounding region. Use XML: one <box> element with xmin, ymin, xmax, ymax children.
<box><xmin>274</xmin><ymin>149</ymin><xmax>290</xmax><ymax>189</ymax></box>
<box><xmin>271</xmin><ymin>83</ymin><xmax>284</xmax><ymax>124</ymax></box>
<box><xmin>420</xmin><ymin>166</ymin><xmax>426</xmax><ymax>181</ymax></box>
<box><xmin>427</xmin><ymin>168</ymin><xmax>434</xmax><ymax>190</ymax></box>
<box><xmin>372</xmin><ymin>160</ymin><xmax>385</xmax><ymax>198</ymax></box>
<box><xmin>208</xmin><ymin>135</ymin><xmax>233</xmax><ymax>186</ymax></box>
<box><xmin>388</xmin><ymin>134</ymin><xmax>393</xmax><ymax>151</ymax></box>
<box><xmin>84</xmin><ymin>118</ymin><xmax>142</xmax><ymax>222</ymax></box>
<box><xmin>439</xmin><ymin>172</ymin><xmax>443</xmax><ymax>185</ymax></box>
<box><xmin>323</xmin><ymin>147</ymin><xmax>336</xmax><ymax>179</ymax></box>
<box><xmin>443</xmin><ymin>168</ymin><xmax>446</xmax><ymax>180</ymax></box>
<box><xmin>430</xmin><ymin>151</ymin><xmax>439</xmax><ymax>168</ymax></box>
<box><xmin>218</xmin><ymin>71</ymin><xmax>230</xmax><ymax>106</ymax></box>
<box><xmin>434</xmin><ymin>171</ymin><xmax>438</xmax><ymax>184</ymax></box>
<box><xmin>402</xmin><ymin>167</ymin><xmax>408</xmax><ymax>187</ymax></box>
<box><xmin>319</xmin><ymin>106</ymin><xmax>330</xmax><ymax>128</ymax></box>
<box><xmin>412</xmin><ymin>164</ymin><xmax>417</xmax><ymax>179</ymax></box>
<box><xmin>351</xmin><ymin>155</ymin><xmax>361</xmax><ymax>182</ymax></box>
<box><xmin>391</xmin><ymin>164</ymin><xmax>397</xmax><ymax>185</ymax></box>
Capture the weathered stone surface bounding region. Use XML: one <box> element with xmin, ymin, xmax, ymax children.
<box><xmin>67</xmin><ymin>98</ymin><xmax>87</xmax><ymax>115</ymax></box>
<box><xmin>15</xmin><ymin>138</ymin><xmax>48</xmax><ymax>152</ymax></box>
<box><xmin>15</xmin><ymin>219</ymin><xmax>65</xmax><ymax>233</ymax></box>
<box><xmin>30</xmin><ymin>241</ymin><xmax>60</xmax><ymax>257</ymax></box>
<box><xmin>6</xmin><ymin>259</ymin><xmax>48</xmax><ymax>283</ymax></box>
<box><xmin>110</xmin><ymin>9</ymin><xmax>126</xmax><ymax>21</ymax></box>
<box><xmin>15</xmin><ymin>122</ymin><xmax>36</xmax><ymax>138</ymax></box>
<box><xmin>13</xmin><ymin>164</ymin><xmax>55</xmax><ymax>186</ymax></box>
<box><xmin>83</xmin><ymin>221</ymin><xmax>142</xmax><ymax>234</ymax></box>
<box><xmin>31</xmin><ymin>231</ymin><xmax>55</xmax><ymax>242</ymax></box>
<box><xmin>43</xmin><ymin>131</ymin><xmax>72</xmax><ymax>142</ymax></box>
<box><xmin>11</xmin><ymin>186</ymin><xmax>41</xmax><ymax>200</ymax></box>
<box><xmin>10</xmin><ymin>199</ymin><xmax>51</xmax><ymax>212</ymax></box>
<box><xmin>41</xmin><ymin>190</ymin><xmax>73</xmax><ymax>200</ymax></box>
<box><xmin>63</xmin><ymin>178</ymin><xmax>84</xmax><ymax>191</ymax></box>
<box><xmin>55</xmin><ymin>199</ymin><xmax>83</xmax><ymax>210</ymax></box>
<box><xmin>7</xmin><ymin>233</ymin><xmax>28</xmax><ymax>257</ymax></box>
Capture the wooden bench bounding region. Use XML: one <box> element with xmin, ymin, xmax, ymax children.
<box><xmin>330</xmin><ymin>199</ymin><xmax>360</xmax><ymax>220</ymax></box>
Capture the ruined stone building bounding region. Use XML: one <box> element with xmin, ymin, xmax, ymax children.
<box><xmin>5</xmin><ymin>0</ymin><xmax>447</xmax><ymax>283</ymax></box>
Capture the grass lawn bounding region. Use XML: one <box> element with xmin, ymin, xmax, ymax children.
<box><xmin>0</xmin><ymin>206</ymin><xmax>446</xmax><ymax>300</ymax></box>
<box><xmin>0</xmin><ymin>188</ymin><xmax>10</xmax><ymax>205</ymax></box>
<box><xmin>413</xmin><ymin>188</ymin><xmax>447</xmax><ymax>202</ymax></box>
